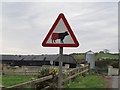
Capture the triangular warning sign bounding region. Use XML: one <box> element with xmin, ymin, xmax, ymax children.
<box><xmin>42</xmin><ymin>13</ymin><xmax>79</xmax><ymax>47</ymax></box>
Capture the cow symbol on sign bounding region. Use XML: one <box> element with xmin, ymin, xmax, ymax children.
<box><xmin>51</xmin><ymin>31</ymin><xmax>69</xmax><ymax>43</ymax></box>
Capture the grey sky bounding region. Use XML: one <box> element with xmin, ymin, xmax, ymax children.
<box><xmin>2</xmin><ymin>2</ymin><xmax>118</xmax><ymax>55</ymax></box>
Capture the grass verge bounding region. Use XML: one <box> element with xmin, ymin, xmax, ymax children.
<box><xmin>2</xmin><ymin>75</ymin><xmax>34</xmax><ymax>87</ymax></box>
<box><xmin>64</xmin><ymin>74</ymin><xmax>107</xmax><ymax>89</ymax></box>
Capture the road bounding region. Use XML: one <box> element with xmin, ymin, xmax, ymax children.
<box><xmin>109</xmin><ymin>76</ymin><xmax>120</xmax><ymax>89</ymax></box>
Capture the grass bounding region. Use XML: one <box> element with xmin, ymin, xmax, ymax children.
<box><xmin>71</xmin><ymin>53</ymin><xmax>118</xmax><ymax>63</ymax></box>
<box><xmin>64</xmin><ymin>74</ymin><xmax>107</xmax><ymax>89</ymax></box>
<box><xmin>1</xmin><ymin>75</ymin><xmax>34</xmax><ymax>87</ymax></box>
<box><xmin>0</xmin><ymin>76</ymin><xmax>2</xmax><ymax>86</ymax></box>
<box><xmin>71</xmin><ymin>53</ymin><xmax>85</xmax><ymax>63</ymax></box>
<box><xmin>96</xmin><ymin>53</ymin><xmax>118</xmax><ymax>59</ymax></box>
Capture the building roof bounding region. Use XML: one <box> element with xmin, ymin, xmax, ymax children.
<box><xmin>1</xmin><ymin>55</ymin><xmax>25</xmax><ymax>61</ymax></box>
<box><xmin>55</xmin><ymin>55</ymin><xmax>77</xmax><ymax>64</ymax></box>
<box><xmin>1</xmin><ymin>54</ymin><xmax>77</xmax><ymax>64</ymax></box>
<box><xmin>33</xmin><ymin>55</ymin><xmax>58</xmax><ymax>61</ymax></box>
<box><xmin>86</xmin><ymin>50</ymin><xmax>94</xmax><ymax>54</ymax></box>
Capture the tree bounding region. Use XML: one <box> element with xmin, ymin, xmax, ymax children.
<box><xmin>103</xmin><ymin>49</ymin><xmax>109</xmax><ymax>53</ymax></box>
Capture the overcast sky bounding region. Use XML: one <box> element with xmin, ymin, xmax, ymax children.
<box><xmin>1</xmin><ymin>1</ymin><xmax>118</xmax><ymax>55</ymax></box>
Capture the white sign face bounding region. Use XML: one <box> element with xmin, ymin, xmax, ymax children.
<box><xmin>46</xmin><ymin>19</ymin><xmax>74</xmax><ymax>44</ymax></box>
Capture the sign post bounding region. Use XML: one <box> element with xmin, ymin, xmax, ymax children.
<box><xmin>58</xmin><ymin>47</ymin><xmax>63</xmax><ymax>89</ymax></box>
<box><xmin>42</xmin><ymin>13</ymin><xmax>79</xmax><ymax>89</ymax></box>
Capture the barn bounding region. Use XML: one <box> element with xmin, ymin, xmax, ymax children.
<box><xmin>1</xmin><ymin>54</ymin><xmax>77</xmax><ymax>68</ymax></box>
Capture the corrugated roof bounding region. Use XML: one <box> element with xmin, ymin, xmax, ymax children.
<box><xmin>1</xmin><ymin>55</ymin><xmax>25</xmax><ymax>60</ymax></box>
<box><xmin>35</xmin><ymin>55</ymin><xmax>58</xmax><ymax>61</ymax></box>
<box><xmin>1</xmin><ymin>54</ymin><xmax>77</xmax><ymax>64</ymax></box>
<box><xmin>23</xmin><ymin>55</ymin><xmax>36</xmax><ymax>60</ymax></box>
<box><xmin>55</xmin><ymin>55</ymin><xmax>77</xmax><ymax>64</ymax></box>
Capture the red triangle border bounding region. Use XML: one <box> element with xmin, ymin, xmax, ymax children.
<box><xmin>42</xmin><ymin>13</ymin><xmax>79</xmax><ymax>47</ymax></box>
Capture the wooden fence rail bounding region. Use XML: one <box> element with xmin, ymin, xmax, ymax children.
<box><xmin>63</xmin><ymin>65</ymin><xmax>89</xmax><ymax>84</ymax></box>
<box><xmin>3</xmin><ymin>71</ymin><xmax>40</xmax><ymax>75</ymax></box>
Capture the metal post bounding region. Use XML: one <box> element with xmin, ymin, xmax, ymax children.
<box><xmin>119</xmin><ymin>49</ymin><xmax>120</xmax><ymax>75</ymax></box>
<box><xmin>118</xmin><ymin>2</ymin><xmax>120</xmax><ymax>89</ymax></box>
<box><xmin>118</xmin><ymin>2</ymin><xmax>120</xmax><ymax>76</ymax></box>
<box><xmin>118</xmin><ymin>49</ymin><xmax>120</xmax><ymax>90</ymax></box>
<box><xmin>58</xmin><ymin>47</ymin><xmax>63</xmax><ymax>89</ymax></box>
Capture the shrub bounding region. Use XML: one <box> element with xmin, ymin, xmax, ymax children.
<box><xmin>37</xmin><ymin>68</ymin><xmax>49</xmax><ymax>78</ymax></box>
<box><xmin>49</xmin><ymin>67</ymin><xmax>58</xmax><ymax>75</ymax></box>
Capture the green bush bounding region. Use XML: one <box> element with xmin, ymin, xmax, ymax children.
<box><xmin>110</xmin><ymin>61</ymin><xmax>119</xmax><ymax>68</ymax></box>
<box><xmin>95</xmin><ymin>59</ymin><xmax>119</xmax><ymax>68</ymax></box>
<box><xmin>37</xmin><ymin>68</ymin><xmax>49</xmax><ymax>78</ymax></box>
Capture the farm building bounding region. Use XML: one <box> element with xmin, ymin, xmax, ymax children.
<box><xmin>1</xmin><ymin>54</ymin><xmax>77</xmax><ymax>68</ymax></box>
<box><xmin>85</xmin><ymin>50</ymin><xmax>95</xmax><ymax>69</ymax></box>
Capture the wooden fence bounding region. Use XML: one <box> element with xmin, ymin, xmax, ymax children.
<box><xmin>2</xmin><ymin>75</ymin><xmax>53</xmax><ymax>90</ymax></box>
<box><xmin>2</xmin><ymin>65</ymin><xmax>89</xmax><ymax>90</ymax></box>
<box><xmin>63</xmin><ymin>65</ymin><xmax>89</xmax><ymax>84</ymax></box>
<box><xmin>3</xmin><ymin>66</ymin><xmax>67</xmax><ymax>75</ymax></box>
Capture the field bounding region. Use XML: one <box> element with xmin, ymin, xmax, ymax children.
<box><xmin>1</xmin><ymin>74</ymin><xmax>108</xmax><ymax>88</ymax></box>
<box><xmin>96</xmin><ymin>53</ymin><xmax>118</xmax><ymax>59</ymax></box>
<box><xmin>71</xmin><ymin>53</ymin><xmax>119</xmax><ymax>63</ymax></box>
<box><xmin>1</xmin><ymin>75</ymin><xmax>34</xmax><ymax>87</ymax></box>
<box><xmin>71</xmin><ymin>53</ymin><xmax>85</xmax><ymax>63</ymax></box>
<box><xmin>64</xmin><ymin>74</ymin><xmax>108</xmax><ymax>89</ymax></box>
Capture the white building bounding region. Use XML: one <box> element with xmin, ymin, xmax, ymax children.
<box><xmin>86</xmin><ymin>50</ymin><xmax>95</xmax><ymax>69</ymax></box>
